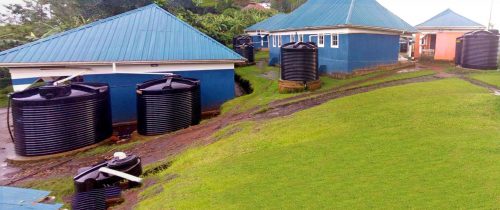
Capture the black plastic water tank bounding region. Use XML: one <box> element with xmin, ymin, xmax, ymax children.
<box><xmin>10</xmin><ymin>83</ymin><xmax>112</xmax><ymax>156</ymax></box>
<box><xmin>280</xmin><ymin>42</ymin><xmax>319</xmax><ymax>82</ymax></box>
<box><xmin>233</xmin><ymin>35</ymin><xmax>252</xmax><ymax>48</ymax></box>
<box><xmin>455</xmin><ymin>36</ymin><xmax>464</xmax><ymax>65</ymax></box>
<box><xmin>461</xmin><ymin>30</ymin><xmax>499</xmax><ymax>69</ymax></box>
<box><xmin>136</xmin><ymin>75</ymin><xmax>201</xmax><ymax>136</ymax></box>
<box><xmin>235</xmin><ymin>43</ymin><xmax>255</xmax><ymax>63</ymax></box>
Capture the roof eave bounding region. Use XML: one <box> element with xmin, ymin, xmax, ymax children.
<box><xmin>416</xmin><ymin>26</ymin><xmax>486</xmax><ymax>30</ymax></box>
<box><xmin>0</xmin><ymin>59</ymin><xmax>246</xmax><ymax>68</ymax></box>
<box><xmin>270</xmin><ymin>24</ymin><xmax>418</xmax><ymax>34</ymax></box>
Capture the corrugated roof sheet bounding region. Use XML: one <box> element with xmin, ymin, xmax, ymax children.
<box><xmin>0</xmin><ymin>4</ymin><xmax>243</xmax><ymax>66</ymax></box>
<box><xmin>416</xmin><ymin>9</ymin><xmax>485</xmax><ymax>29</ymax></box>
<box><xmin>245</xmin><ymin>13</ymin><xmax>288</xmax><ymax>32</ymax></box>
<box><xmin>267</xmin><ymin>0</ymin><xmax>417</xmax><ymax>33</ymax></box>
<box><xmin>0</xmin><ymin>186</ymin><xmax>63</xmax><ymax>210</ymax></box>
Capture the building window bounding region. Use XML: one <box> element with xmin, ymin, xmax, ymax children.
<box><xmin>298</xmin><ymin>34</ymin><xmax>303</xmax><ymax>42</ymax></box>
<box><xmin>331</xmin><ymin>33</ymin><xmax>339</xmax><ymax>48</ymax></box>
<box><xmin>290</xmin><ymin>34</ymin><xmax>295</xmax><ymax>43</ymax></box>
<box><xmin>318</xmin><ymin>33</ymin><xmax>325</xmax><ymax>47</ymax></box>
<box><xmin>272</xmin><ymin>35</ymin><xmax>276</xmax><ymax>47</ymax></box>
<box><xmin>278</xmin><ymin>35</ymin><xmax>282</xmax><ymax>47</ymax></box>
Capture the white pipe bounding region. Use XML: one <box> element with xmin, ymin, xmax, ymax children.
<box><xmin>112</xmin><ymin>62</ymin><xmax>117</xmax><ymax>73</ymax></box>
<box><xmin>99</xmin><ymin>167</ymin><xmax>143</xmax><ymax>183</ymax></box>
<box><xmin>53</xmin><ymin>70</ymin><xmax>87</xmax><ymax>86</ymax></box>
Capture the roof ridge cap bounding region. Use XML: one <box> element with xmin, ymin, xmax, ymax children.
<box><xmin>346</xmin><ymin>0</ymin><xmax>356</xmax><ymax>24</ymax></box>
<box><xmin>0</xmin><ymin>5</ymin><xmax>156</xmax><ymax>57</ymax></box>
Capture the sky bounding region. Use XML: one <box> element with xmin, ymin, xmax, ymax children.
<box><xmin>0</xmin><ymin>0</ymin><xmax>499</xmax><ymax>27</ymax></box>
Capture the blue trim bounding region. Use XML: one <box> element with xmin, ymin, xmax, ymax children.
<box><xmin>11</xmin><ymin>77</ymin><xmax>39</xmax><ymax>85</ymax></box>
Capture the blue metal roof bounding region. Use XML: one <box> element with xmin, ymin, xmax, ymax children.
<box><xmin>267</xmin><ymin>0</ymin><xmax>417</xmax><ymax>33</ymax></box>
<box><xmin>245</xmin><ymin>13</ymin><xmax>288</xmax><ymax>32</ymax></box>
<box><xmin>0</xmin><ymin>186</ymin><xmax>63</xmax><ymax>210</ymax></box>
<box><xmin>416</xmin><ymin>9</ymin><xmax>485</xmax><ymax>29</ymax></box>
<box><xmin>0</xmin><ymin>4</ymin><xmax>243</xmax><ymax>66</ymax></box>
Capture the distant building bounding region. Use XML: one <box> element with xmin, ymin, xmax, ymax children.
<box><xmin>242</xmin><ymin>2</ymin><xmax>267</xmax><ymax>10</ymax></box>
<box><xmin>258</xmin><ymin>2</ymin><xmax>271</xmax><ymax>9</ymax></box>
<box><xmin>414</xmin><ymin>9</ymin><xmax>485</xmax><ymax>61</ymax></box>
<box><xmin>266</xmin><ymin>0</ymin><xmax>417</xmax><ymax>74</ymax></box>
<box><xmin>244</xmin><ymin>13</ymin><xmax>288</xmax><ymax>49</ymax></box>
<box><xmin>0</xmin><ymin>4</ymin><xmax>244</xmax><ymax>123</ymax></box>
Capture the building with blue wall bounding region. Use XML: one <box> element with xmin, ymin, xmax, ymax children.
<box><xmin>267</xmin><ymin>0</ymin><xmax>417</xmax><ymax>73</ymax></box>
<box><xmin>244</xmin><ymin>14</ymin><xmax>288</xmax><ymax>49</ymax></box>
<box><xmin>0</xmin><ymin>4</ymin><xmax>244</xmax><ymax>123</ymax></box>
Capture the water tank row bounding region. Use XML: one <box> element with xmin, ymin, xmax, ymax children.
<box><xmin>233</xmin><ymin>35</ymin><xmax>255</xmax><ymax>63</ymax></box>
<box><xmin>9</xmin><ymin>75</ymin><xmax>201</xmax><ymax>156</ymax></box>
<box><xmin>455</xmin><ymin>30</ymin><xmax>499</xmax><ymax>70</ymax></box>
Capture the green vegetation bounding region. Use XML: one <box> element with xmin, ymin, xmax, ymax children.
<box><xmin>23</xmin><ymin>176</ymin><xmax>74</xmax><ymax>208</ymax></box>
<box><xmin>469</xmin><ymin>71</ymin><xmax>500</xmax><ymax>87</ymax></box>
<box><xmin>138</xmin><ymin>79</ymin><xmax>500</xmax><ymax>209</ymax></box>
<box><xmin>0</xmin><ymin>85</ymin><xmax>12</xmax><ymax>108</ymax></box>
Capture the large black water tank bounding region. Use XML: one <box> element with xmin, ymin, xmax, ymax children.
<box><xmin>10</xmin><ymin>83</ymin><xmax>112</xmax><ymax>156</ymax></box>
<box><xmin>233</xmin><ymin>35</ymin><xmax>252</xmax><ymax>48</ymax></box>
<box><xmin>461</xmin><ymin>30</ymin><xmax>499</xmax><ymax>69</ymax></box>
<box><xmin>235</xmin><ymin>43</ymin><xmax>255</xmax><ymax>63</ymax></box>
<box><xmin>136</xmin><ymin>75</ymin><xmax>201</xmax><ymax>136</ymax></box>
<box><xmin>280</xmin><ymin>42</ymin><xmax>319</xmax><ymax>82</ymax></box>
<box><xmin>455</xmin><ymin>36</ymin><xmax>464</xmax><ymax>65</ymax></box>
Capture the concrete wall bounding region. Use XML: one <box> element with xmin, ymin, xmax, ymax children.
<box><xmin>434</xmin><ymin>32</ymin><xmax>466</xmax><ymax>61</ymax></box>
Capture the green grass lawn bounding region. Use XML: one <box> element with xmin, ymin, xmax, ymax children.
<box><xmin>138</xmin><ymin>78</ymin><xmax>500</xmax><ymax>209</ymax></box>
<box><xmin>469</xmin><ymin>71</ymin><xmax>500</xmax><ymax>87</ymax></box>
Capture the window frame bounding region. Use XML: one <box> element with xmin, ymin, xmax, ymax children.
<box><xmin>330</xmin><ymin>33</ymin><xmax>339</xmax><ymax>48</ymax></box>
<box><xmin>290</xmin><ymin>34</ymin><xmax>295</xmax><ymax>43</ymax></box>
<box><xmin>318</xmin><ymin>33</ymin><xmax>325</xmax><ymax>47</ymax></box>
<box><xmin>272</xmin><ymin>35</ymin><xmax>276</xmax><ymax>47</ymax></box>
<box><xmin>298</xmin><ymin>34</ymin><xmax>303</xmax><ymax>42</ymax></box>
<box><xmin>278</xmin><ymin>35</ymin><xmax>282</xmax><ymax>47</ymax></box>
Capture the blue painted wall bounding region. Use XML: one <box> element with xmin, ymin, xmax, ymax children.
<box><xmin>347</xmin><ymin>34</ymin><xmax>399</xmax><ymax>70</ymax></box>
<box><xmin>250</xmin><ymin>35</ymin><xmax>269</xmax><ymax>49</ymax></box>
<box><xmin>83</xmin><ymin>69</ymin><xmax>235</xmax><ymax>123</ymax></box>
<box><xmin>268</xmin><ymin>33</ymin><xmax>399</xmax><ymax>73</ymax></box>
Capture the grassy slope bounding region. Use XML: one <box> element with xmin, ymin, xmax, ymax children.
<box><xmin>469</xmin><ymin>71</ymin><xmax>500</xmax><ymax>87</ymax></box>
<box><xmin>223</xmin><ymin>51</ymin><xmax>428</xmax><ymax>114</ymax></box>
<box><xmin>138</xmin><ymin>79</ymin><xmax>500</xmax><ymax>209</ymax></box>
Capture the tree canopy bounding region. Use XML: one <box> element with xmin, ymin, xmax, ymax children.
<box><xmin>0</xmin><ymin>0</ymin><xmax>306</xmax><ymax>51</ymax></box>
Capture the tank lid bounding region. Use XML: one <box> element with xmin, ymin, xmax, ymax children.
<box><xmin>137</xmin><ymin>74</ymin><xmax>199</xmax><ymax>92</ymax></box>
<box><xmin>282</xmin><ymin>42</ymin><xmax>318</xmax><ymax>49</ymax></box>
<box><xmin>465</xmin><ymin>30</ymin><xmax>497</xmax><ymax>37</ymax></box>
<box><xmin>39</xmin><ymin>84</ymin><xmax>72</xmax><ymax>99</ymax></box>
<box><xmin>11</xmin><ymin>83</ymin><xmax>108</xmax><ymax>101</ymax></box>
